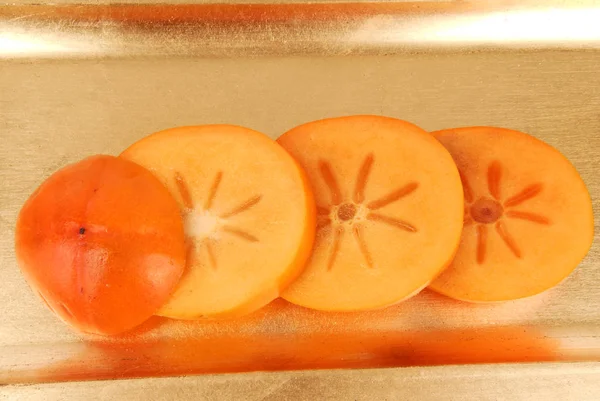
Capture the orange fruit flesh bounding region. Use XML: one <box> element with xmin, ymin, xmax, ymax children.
<box><xmin>277</xmin><ymin>115</ymin><xmax>464</xmax><ymax>311</ymax></box>
<box><xmin>429</xmin><ymin>127</ymin><xmax>594</xmax><ymax>302</ymax></box>
<box><xmin>121</xmin><ymin>125</ymin><xmax>316</xmax><ymax>319</ymax></box>
<box><xmin>15</xmin><ymin>155</ymin><xmax>186</xmax><ymax>335</ymax></box>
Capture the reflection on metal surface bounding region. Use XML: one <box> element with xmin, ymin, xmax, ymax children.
<box><xmin>354</xmin><ymin>8</ymin><xmax>600</xmax><ymax>45</ymax></box>
<box><xmin>3</xmin><ymin>363</ymin><xmax>600</xmax><ymax>400</ymax></box>
<box><xmin>1</xmin><ymin>1</ymin><xmax>600</xmax><ymax>392</ymax></box>
<box><xmin>0</xmin><ymin>32</ymin><xmax>100</xmax><ymax>57</ymax></box>
<box><xmin>1</xmin><ymin>295</ymin><xmax>600</xmax><ymax>383</ymax></box>
<box><xmin>2</xmin><ymin>3</ymin><xmax>600</xmax><ymax>58</ymax></box>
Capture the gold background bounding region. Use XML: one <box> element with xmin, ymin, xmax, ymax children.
<box><xmin>3</xmin><ymin>363</ymin><xmax>600</xmax><ymax>400</ymax></box>
<box><xmin>1</xmin><ymin>1</ymin><xmax>600</xmax><ymax>399</ymax></box>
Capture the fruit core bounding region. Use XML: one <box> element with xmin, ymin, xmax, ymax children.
<box><xmin>470</xmin><ymin>197</ymin><xmax>504</xmax><ymax>224</ymax></box>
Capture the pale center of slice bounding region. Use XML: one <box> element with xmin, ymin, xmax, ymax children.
<box><xmin>184</xmin><ymin>209</ymin><xmax>221</xmax><ymax>239</ymax></box>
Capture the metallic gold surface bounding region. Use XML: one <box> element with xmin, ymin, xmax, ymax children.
<box><xmin>1</xmin><ymin>1</ymin><xmax>600</xmax><ymax>398</ymax></box>
<box><xmin>2</xmin><ymin>2</ymin><xmax>600</xmax><ymax>59</ymax></box>
<box><xmin>3</xmin><ymin>363</ymin><xmax>600</xmax><ymax>401</ymax></box>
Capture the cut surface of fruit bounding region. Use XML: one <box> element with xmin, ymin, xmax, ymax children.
<box><xmin>277</xmin><ymin>115</ymin><xmax>464</xmax><ymax>311</ymax></box>
<box><xmin>429</xmin><ymin>127</ymin><xmax>594</xmax><ymax>302</ymax></box>
<box><xmin>15</xmin><ymin>155</ymin><xmax>186</xmax><ymax>335</ymax></box>
<box><xmin>121</xmin><ymin>125</ymin><xmax>315</xmax><ymax>319</ymax></box>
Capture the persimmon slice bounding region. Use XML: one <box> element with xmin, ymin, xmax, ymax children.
<box><xmin>15</xmin><ymin>155</ymin><xmax>186</xmax><ymax>335</ymax></box>
<box><xmin>429</xmin><ymin>127</ymin><xmax>594</xmax><ymax>302</ymax></box>
<box><xmin>277</xmin><ymin>115</ymin><xmax>464</xmax><ymax>311</ymax></box>
<box><xmin>121</xmin><ymin>125</ymin><xmax>315</xmax><ymax>319</ymax></box>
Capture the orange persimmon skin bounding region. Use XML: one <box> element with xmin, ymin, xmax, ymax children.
<box><xmin>15</xmin><ymin>155</ymin><xmax>186</xmax><ymax>335</ymax></box>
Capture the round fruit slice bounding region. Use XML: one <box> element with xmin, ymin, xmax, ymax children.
<box><xmin>15</xmin><ymin>155</ymin><xmax>186</xmax><ymax>335</ymax></box>
<box><xmin>429</xmin><ymin>127</ymin><xmax>594</xmax><ymax>302</ymax></box>
<box><xmin>277</xmin><ymin>115</ymin><xmax>464</xmax><ymax>311</ymax></box>
<box><xmin>121</xmin><ymin>125</ymin><xmax>315</xmax><ymax>319</ymax></box>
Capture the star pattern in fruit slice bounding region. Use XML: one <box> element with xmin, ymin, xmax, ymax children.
<box><xmin>461</xmin><ymin>161</ymin><xmax>550</xmax><ymax>264</ymax></box>
<box><xmin>174</xmin><ymin>171</ymin><xmax>261</xmax><ymax>269</ymax></box>
<box><xmin>317</xmin><ymin>153</ymin><xmax>419</xmax><ymax>270</ymax></box>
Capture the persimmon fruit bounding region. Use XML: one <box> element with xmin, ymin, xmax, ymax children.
<box><xmin>121</xmin><ymin>125</ymin><xmax>316</xmax><ymax>319</ymax></box>
<box><xmin>429</xmin><ymin>127</ymin><xmax>594</xmax><ymax>302</ymax></box>
<box><xmin>277</xmin><ymin>115</ymin><xmax>464</xmax><ymax>311</ymax></box>
<box><xmin>15</xmin><ymin>155</ymin><xmax>186</xmax><ymax>335</ymax></box>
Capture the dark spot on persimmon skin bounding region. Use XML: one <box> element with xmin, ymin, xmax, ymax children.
<box><xmin>79</xmin><ymin>227</ymin><xmax>86</xmax><ymax>235</ymax></box>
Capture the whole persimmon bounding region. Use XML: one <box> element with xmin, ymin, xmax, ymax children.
<box><xmin>15</xmin><ymin>155</ymin><xmax>186</xmax><ymax>335</ymax></box>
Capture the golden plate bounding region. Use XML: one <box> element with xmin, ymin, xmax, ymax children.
<box><xmin>1</xmin><ymin>1</ymin><xmax>600</xmax><ymax>398</ymax></box>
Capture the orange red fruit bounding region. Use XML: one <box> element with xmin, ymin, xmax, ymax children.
<box><xmin>15</xmin><ymin>155</ymin><xmax>186</xmax><ymax>335</ymax></box>
<box><xmin>14</xmin><ymin>118</ymin><xmax>594</xmax><ymax>336</ymax></box>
